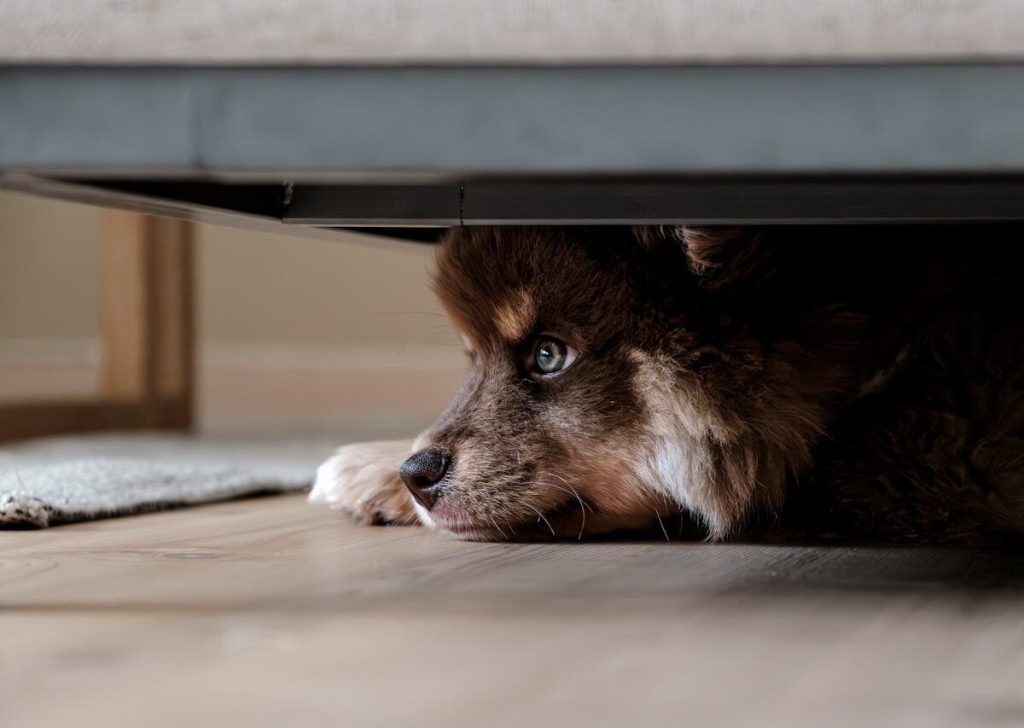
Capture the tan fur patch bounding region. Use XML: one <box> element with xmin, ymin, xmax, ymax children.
<box><xmin>560</xmin><ymin>444</ymin><xmax>677</xmax><ymax>538</ymax></box>
<box><xmin>492</xmin><ymin>290</ymin><xmax>535</xmax><ymax>341</ymax></box>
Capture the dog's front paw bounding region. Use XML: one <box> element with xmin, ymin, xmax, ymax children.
<box><xmin>309</xmin><ymin>440</ymin><xmax>417</xmax><ymax>526</ymax></box>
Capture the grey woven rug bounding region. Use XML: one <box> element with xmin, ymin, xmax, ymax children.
<box><xmin>0</xmin><ymin>433</ymin><xmax>332</xmax><ymax>528</ymax></box>
<box><xmin>0</xmin><ymin>458</ymin><xmax>313</xmax><ymax>527</ymax></box>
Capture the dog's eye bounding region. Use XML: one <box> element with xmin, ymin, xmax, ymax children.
<box><xmin>531</xmin><ymin>338</ymin><xmax>577</xmax><ymax>376</ymax></box>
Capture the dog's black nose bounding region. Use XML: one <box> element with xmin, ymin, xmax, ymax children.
<box><xmin>400</xmin><ymin>447</ymin><xmax>450</xmax><ymax>509</ymax></box>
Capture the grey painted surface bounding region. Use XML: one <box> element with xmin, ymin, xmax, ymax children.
<box><xmin>3</xmin><ymin>65</ymin><xmax>1024</xmax><ymax>178</ymax></box>
<box><xmin>0</xmin><ymin>70</ymin><xmax>198</xmax><ymax>171</ymax></box>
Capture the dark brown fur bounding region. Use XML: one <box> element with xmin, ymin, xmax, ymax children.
<box><xmin>315</xmin><ymin>225</ymin><xmax>1024</xmax><ymax>543</ymax></box>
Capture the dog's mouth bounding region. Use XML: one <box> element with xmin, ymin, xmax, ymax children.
<box><xmin>429</xmin><ymin>495</ymin><xmax>592</xmax><ymax>542</ymax></box>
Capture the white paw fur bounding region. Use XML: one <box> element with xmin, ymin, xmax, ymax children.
<box><xmin>309</xmin><ymin>440</ymin><xmax>418</xmax><ymax>526</ymax></box>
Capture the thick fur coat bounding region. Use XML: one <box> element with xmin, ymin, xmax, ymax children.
<box><xmin>311</xmin><ymin>226</ymin><xmax>1024</xmax><ymax>543</ymax></box>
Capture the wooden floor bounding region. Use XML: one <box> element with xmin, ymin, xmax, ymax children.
<box><xmin>3</xmin><ymin>495</ymin><xmax>1024</xmax><ymax>728</ymax></box>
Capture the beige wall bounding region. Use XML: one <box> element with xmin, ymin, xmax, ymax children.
<box><xmin>0</xmin><ymin>190</ymin><xmax>456</xmax><ymax>349</ymax></box>
<box><xmin>0</xmin><ymin>191</ymin><xmax>101</xmax><ymax>340</ymax></box>
<box><xmin>0</xmin><ymin>191</ymin><xmax>462</xmax><ymax>426</ymax></box>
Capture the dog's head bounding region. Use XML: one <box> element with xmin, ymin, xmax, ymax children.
<box><xmin>401</xmin><ymin>227</ymin><xmax>863</xmax><ymax>540</ymax></box>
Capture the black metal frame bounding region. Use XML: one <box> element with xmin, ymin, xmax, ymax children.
<box><xmin>4</xmin><ymin>174</ymin><xmax>1024</xmax><ymax>245</ymax></box>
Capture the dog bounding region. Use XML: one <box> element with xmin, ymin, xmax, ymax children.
<box><xmin>310</xmin><ymin>226</ymin><xmax>1024</xmax><ymax>543</ymax></box>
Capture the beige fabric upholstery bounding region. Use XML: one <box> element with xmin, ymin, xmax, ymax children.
<box><xmin>3</xmin><ymin>0</ymin><xmax>1024</xmax><ymax>64</ymax></box>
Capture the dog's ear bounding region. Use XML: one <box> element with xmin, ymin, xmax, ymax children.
<box><xmin>633</xmin><ymin>226</ymin><xmax>771</xmax><ymax>290</ymax></box>
<box><xmin>630</xmin><ymin>225</ymin><xmax>686</xmax><ymax>250</ymax></box>
<box><xmin>680</xmin><ymin>227</ymin><xmax>770</xmax><ymax>290</ymax></box>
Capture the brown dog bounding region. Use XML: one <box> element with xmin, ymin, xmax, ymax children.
<box><xmin>310</xmin><ymin>226</ymin><xmax>1024</xmax><ymax>543</ymax></box>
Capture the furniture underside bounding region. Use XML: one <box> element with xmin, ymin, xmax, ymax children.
<box><xmin>3</xmin><ymin>62</ymin><xmax>1024</xmax><ymax>439</ymax></box>
<box><xmin>4</xmin><ymin>64</ymin><xmax>1024</xmax><ymax>242</ymax></box>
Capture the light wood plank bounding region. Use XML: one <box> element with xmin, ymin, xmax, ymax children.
<box><xmin>2</xmin><ymin>496</ymin><xmax>1023</xmax><ymax>727</ymax></box>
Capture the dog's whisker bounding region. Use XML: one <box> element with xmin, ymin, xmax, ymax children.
<box><xmin>486</xmin><ymin>513</ymin><xmax>509</xmax><ymax>541</ymax></box>
<box><xmin>523</xmin><ymin>478</ymin><xmax>588</xmax><ymax>539</ymax></box>
<box><xmin>523</xmin><ymin>503</ymin><xmax>556</xmax><ymax>537</ymax></box>
<box><xmin>544</xmin><ymin>482</ymin><xmax>588</xmax><ymax>538</ymax></box>
<box><xmin>545</xmin><ymin>473</ymin><xmax>595</xmax><ymax>513</ymax></box>
<box><xmin>654</xmin><ymin>511</ymin><xmax>671</xmax><ymax>543</ymax></box>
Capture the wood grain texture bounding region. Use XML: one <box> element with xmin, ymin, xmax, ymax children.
<box><xmin>2</xmin><ymin>0</ymin><xmax>1024</xmax><ymax>64</ymax></box>
<box><xmin>2</xmin><ymin>495</ymin><xmax>1023</xmax><ymax>727</ymax></box>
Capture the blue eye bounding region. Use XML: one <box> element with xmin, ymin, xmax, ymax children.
<box><xmin>531</xmin><ymin>338</ymin><xmax>578</xmax><ymax>376</ymax></box>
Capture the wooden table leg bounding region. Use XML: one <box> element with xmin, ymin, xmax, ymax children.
<box><xmin>0</xmin><ymin>210</ymin><xmax>195</xmax><ymax>443</ymax></box>
<box><xmin>101</xmin><ymin>211</ymin><xmax>194</xmax><ymax>428</ymax></box>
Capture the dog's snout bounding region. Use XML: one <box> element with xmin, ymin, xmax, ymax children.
<box><xmin>400</xmin><ymin>447</ymin><xmax>450</xmax><ymax>509</ymax></box>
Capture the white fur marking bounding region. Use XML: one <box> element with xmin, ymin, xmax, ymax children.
<box><xmin>629</xmin><ymin>350</ymin><xmax>722</xmax><ymax>534</ymax></box>
<box><xmin>413</xmin><ymin>501</ymin><xmax>436</xmax><ymax>528</ymax></box>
